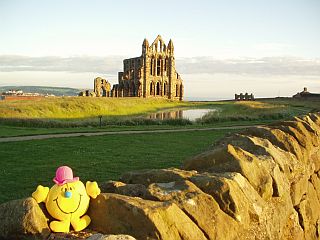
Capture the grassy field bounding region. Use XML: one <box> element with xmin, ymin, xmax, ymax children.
<box><xmin>197</xmin><ymin>98</ymin><xmax>320</xmax><ymax>124</ymax></box>
<box><xmin>0</xmin><ymin>97</ymin><xmax>318</xmax><ymax>135</ymax></box>
<box><xmin>0</xmin><ymin>97</ymin><xmax>195</xmax><ymax>119</ymax></box>
<box><xmin>0</xmin><ymin>119</ymin><xmax>277</xmax><ymax>138</ymax></box>
<box><xmin>0</xmin><ymin>97</ymin><xmax>202</xmax><ymax>128</ymax></box>
<box><xmin>0</xmin><ymin>129</ymin><xmax>235</xmax><ymax>204</ymax></box>
<box><xmin>1</xmin><ymin>97</ymin><xmax>318</xmax><ymax>122</ymax></box>
<box><xmin>0</xmin><ymin>97</ymin><xmax>319</xmax><ymax>203</ymax></box>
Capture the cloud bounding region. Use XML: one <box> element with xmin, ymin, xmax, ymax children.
<box><xmin>0</xmin><ymin>55</ymin><xmax>320</xmax><ymax>77</ymax></box>
<box><xmin>176</xmin><ymin>57</ymin><xmax>320</xmax><ymax>76</ymax></box>
<box><xmin>0</xmin><ymin>55</ymin><xmax>123</xmax><ymax>74</ymax></box>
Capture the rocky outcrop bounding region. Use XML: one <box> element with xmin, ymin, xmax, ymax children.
<box><xmin>181</xmin><ymin>113</ymin><xmax>320</xmax><ymax>239</ymax></box>
<box><xmin>0</xmin><ymin>197</ymin><xmax>50</xmax><ymax>239</ymax></box>
<box><xmin>86</xmin><ymin>233</ymin><xmax>136</xmax><ymax>240</ymax></box>
<box><xmin>88</xmin><ymin>193</ymin><xmax>207</xmax><ymax>240</ymax></box>
<box><xmin>91</xmin><ymin>113</ymin><xmax>320</xmax><ymax>239</ymax></box>
<box><xmin>1</xmin><ymin>113</ymin><xmax>320</xmax><ymax>239</ymax></box>
<box><xmin>120</xmin><ymin>168</ymin><xmax>198</xmax><ymax>186</ymax></box>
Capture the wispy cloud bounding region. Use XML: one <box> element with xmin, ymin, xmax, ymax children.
<box><xmin>0</xmin><ymin>55</ymin><xmax>320</xmax><ymax>77</ymax></box>
<box><xmin>176</xmin><ymin>57</ymin><xmax>320</xmax><ymax>76</ymax></box>
<box><xmin>0</xmin><ymin>55</ymin><xmax>123</xmax><ymax>74</ymax></box>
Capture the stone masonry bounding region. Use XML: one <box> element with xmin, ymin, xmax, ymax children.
<box><xmin>94</xmin><ymin>77</ymin><xmax>111</xmax><ymax>97</ymax></box>
<box><xmin>112</xmin><ymin>35</ymin><xmax>184</xmax><ymax>100</ymax></box>
<box><xmin>79</xmin><ymin>35</ymin><xmax>184</xmax><ymax>100</ymax></box>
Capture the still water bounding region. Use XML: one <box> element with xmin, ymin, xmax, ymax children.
<box><xmin>148</xmin><ymin>108</ymin><xmax>216</xmax><ymax>121</ymax></box>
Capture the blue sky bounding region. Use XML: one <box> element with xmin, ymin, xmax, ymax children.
<box><xmin>0</xmin><ymin>0</ymin><xmax>319</xmax><ymax>99</ymax></box>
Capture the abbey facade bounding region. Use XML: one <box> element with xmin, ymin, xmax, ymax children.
<box><xmin>80</xmin><ymin>35</ymin><xmax>184</xmax><ymax>100</ymax></box>
<box><xmin>111</xmin><ymin>35</ymin><xmax>183</xmax><ymax>100</ymax></box>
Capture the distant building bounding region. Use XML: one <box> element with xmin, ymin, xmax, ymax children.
<box><xmin>235</xmin><ymin>93</ymin><xmax>255</xmax><ymax>101</ymax></box>
<box><xmin>79</xmin><ymin>35</ymin><xmax>184</xmax><ymax>100</ymax></box>
<box><xmin>2</xmin><ymin>89</ymin><xmax>24</xmax><ymax>96</ymax></box>
<box><xmin>78</xmin><ymin>77</ymin><xmax>111</xmax><ymax>97</ymax></box>
<box><xmin>94</xmin><ymin>77</ymin><xmax>111</xmax><ymax>97</ymax></box>
<box><xmin>292</xmin><ymin>87</ymin><xmax>320</xmax><ymax>98</ymax></box>
<box><xmin>112</xmin><ymin>35</ymin><xmax>184</xmax><ymax>100</ymax></box>
<box><xmin>1</xmin><ymin>89</ymin><xmax>54</xmax><ymax>101</ymax></box>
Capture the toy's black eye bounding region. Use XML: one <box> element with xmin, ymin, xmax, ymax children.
<box><xmin>70</xmin><ymin>187</ymin><xmax>73</xmax><ymax>190</ymax></box>
<box><xmin>64</xmin><ymin>188</ymin><xmax>67</xmax><ymax>192</ymax></box>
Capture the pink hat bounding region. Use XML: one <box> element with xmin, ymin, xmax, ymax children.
<box><xmin>53</xmin><ymin>166</ymin><xmax>79</xmax><ymax>185</ymax></box>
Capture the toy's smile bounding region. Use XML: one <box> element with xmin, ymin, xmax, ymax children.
<box><xmin>53</xmin><ymin>194</ymin><xmax>82</xmax><ymax>214</ymax></box>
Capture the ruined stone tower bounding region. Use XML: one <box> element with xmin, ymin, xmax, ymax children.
<box><xmin>112</xmin><ymin>35</ymin><xmax>184</xmax><ymax>100</ymax></box>
<box><xmin>94</xmin><ymin>77</ymin><xmax>111</xmax><ymax>97</ymax></box>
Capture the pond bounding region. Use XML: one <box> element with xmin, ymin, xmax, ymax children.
<box><xmin>147</xmin><ymin>108</ymin><xmax>217</xmax><ymax>121</ymax></box>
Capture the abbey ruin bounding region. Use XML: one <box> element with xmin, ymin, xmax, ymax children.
<box><xmin>79</xmin><ymin>77</ymin><xmax>111</xmax><ymax>97</ymax></box>
<box><xmin>79</xmin><ymin>35</ymin><xmax>184</xmax><ymax>100</ymax></box>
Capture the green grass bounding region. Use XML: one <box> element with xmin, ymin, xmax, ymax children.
<box><xmin>0</xmin><ymin>97</ymin><xmax>318</xmax><ymax>204</ymax></box>
<box><xmin>0</xmin><ymin>97</ymin><xmax>194</xmax><ymax>119</ymax></box>
<box><xmin>196</xmin><ymin>98</ymin><xmax>320</xmax><ymax>124</ymax></box>
<box><xmin>0</xmin><ymin>97</ymin><xmax>202</xmax><ymax>128</ymax></box>
<box><xmin>1</xmin><ymin>97</ymin><xmax>318</xmax><ymax>122</ymax></box>
<box><xmin>0</xmin><ymin>120</ymin><xmax>275</xmax><ymax>138</ymax></box>
<box><xmin>0</xmin><ymin>129</ymin><xmax>235</xmax><ymax>204</ymax></box>
<box><xmin>0</xmin><ymin>125</ymin><xmax>174</xmax><ymax>137</ymax></box>
<box><xmin>0</xmin><ymin>97</ymin><xmax>319</xmax><ymax>136</ymax></box>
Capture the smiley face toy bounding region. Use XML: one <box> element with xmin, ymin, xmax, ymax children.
<box><xmin>32</xmin><ymin>166</ymin><xmax>100</xmax><ymax>233</ymax></box>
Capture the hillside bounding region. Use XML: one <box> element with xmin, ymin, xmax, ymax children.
<box><xmin>0</xmin><ymin>86</ymin><xmax>81</xmax><ymax>96</ymax></box>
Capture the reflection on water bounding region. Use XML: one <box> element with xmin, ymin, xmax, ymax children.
<box><xmin>148</xmin><ymin>109</ymin><xmax>215</xmax><ymax>121</ymax></box>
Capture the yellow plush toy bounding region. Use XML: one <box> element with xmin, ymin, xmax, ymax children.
<box><xmin>32</xmin><ymin>166</ymin><xmax>100</xmax><ymax>233</ymax></box>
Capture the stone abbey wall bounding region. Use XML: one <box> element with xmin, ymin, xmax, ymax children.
<box><xmin>79</xmin><ymin>35</ymin><xmax>184</xmax><ymax>101</ymax></box>
<box><xmin>93</xmin><ymin>77</ymin><xmax>111</xmax><ymax>97</ymax></box>
<box><xmin>112</xmin><ymin>35</ymin><xmax>184</xmax><ymax>100</ymax></box>
<box><xmin>1</xmin><ymin>113</ymin><xmax>320</xmax><ymax>239</ymax></box>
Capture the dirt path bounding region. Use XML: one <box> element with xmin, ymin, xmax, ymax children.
<box><xmin>0</xmin><ymin>125</ymin><xmax>256</xmax><ymax>143</ymax></box>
